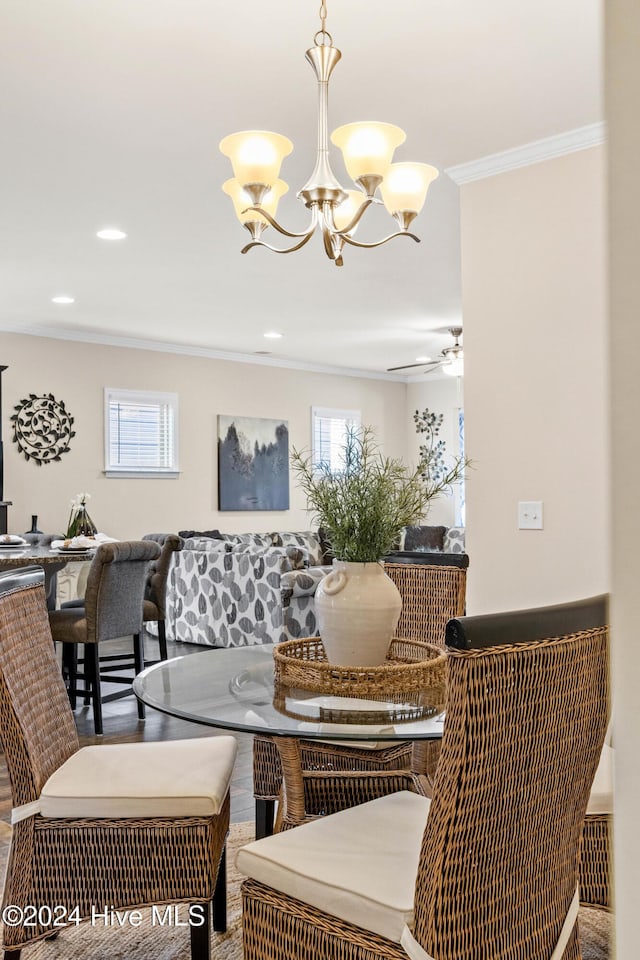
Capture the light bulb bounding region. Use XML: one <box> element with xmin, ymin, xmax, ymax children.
<box><xmin>332</xmin><ymin>190</ymin><xmax>367</xmax><ymax>233</ymax></box>
<box><xmin>222</xmin><ymin>179</ymin><xmax>289</xmax><ymax>225</ymax></box>
<box><xmin>331</xmin><ymin>122</ymin><xmax>405</xmax><ymax>182</ymax></box>
<box><xmin>443</xmin><ymin>357</ymin><xmax>464</xmax><ymax>377</ymax></box>
<box><xmin>219</xmin><ymin>131</ymin><xmax>293</xmax><ymax>188</ymax></box>
<box><xmin>380</xmin><ymin>162</ymin><xmax>439</xmax><ymax>216</ymax></box>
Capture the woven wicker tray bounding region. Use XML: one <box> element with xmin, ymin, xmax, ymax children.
<box><xmin>272</xmin><ymin>636</ymin><xmax>447</xmax><ymax>707</ymax></box>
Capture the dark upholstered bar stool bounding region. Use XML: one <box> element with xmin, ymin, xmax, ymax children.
<box><xmin>141</xmin><ymin>533</ymin><xmax>183</xmax><ymax>660</ymax></box>
<box><xmin>49</xmin><ymin>540</ymin><xmax>161</xmax><ymax>735</ymax></box>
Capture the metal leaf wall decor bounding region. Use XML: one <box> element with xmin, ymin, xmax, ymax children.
<box><xmin>11</xmin><ymin>393</ymin><xmax>76</xmax><ymax>465</ymax></box>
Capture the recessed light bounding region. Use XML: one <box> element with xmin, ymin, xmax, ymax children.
<box><xmin>96</xmin><ymin>228</ymin><xmax>127</xmax><ymax>240</ymax></box>
<box><xmin>51</xmin><ymin>296</ymin><xmax>75</xmax><ymax>304</ymax></box>
<box><xmin>264</xmin><ymin>331</ymin><xmax>283</xmax><ymax>339</ymax></box>
<box><xmin>415</xmin><ymin>355</ymin><xmax>431</xmax><ymax>363</ymax></box>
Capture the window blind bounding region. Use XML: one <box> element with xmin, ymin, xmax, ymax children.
<box><xmin>105</xmin><ymin>389</ymin><xmax>178</xmax><ymax>474</ymax></box>
<box><xmin>312</xmin><ymin>407</ymin><xmax>361</xmax><ymax>471</ymax></box>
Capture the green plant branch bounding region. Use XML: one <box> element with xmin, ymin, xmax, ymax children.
<box><xmin>292</xmin><ymin>424</ymin><xmax>468</xmax><ymax>562</ymax></box>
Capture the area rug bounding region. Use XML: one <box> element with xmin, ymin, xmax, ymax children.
<box><xmin>0</xmin><ymin>821</ymin><xmax>611</xmax><ymax>959</ymax></box>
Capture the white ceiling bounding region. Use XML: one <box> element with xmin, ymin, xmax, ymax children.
<box><xmin>0</xmin><ymin>0</ymin><xmax>602</xmax><ymax>377</ymax></box>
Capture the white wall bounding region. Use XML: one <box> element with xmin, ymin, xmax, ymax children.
<box><xmin>406</xmin><ymin>376</ymin><xmax>464</xmax><ymax>527</ymax></box>
<box><xmin>0</xmin><ymin>333</ymin><xmax>407</xmax><ymax>539</ymax></box>
<box><xmin>460</xmin><ymin>145</ymin><xmax>608</xmax><ymax>613</ymax></box>
<box><xmin>607</xmin><ymin>0</ymin><xmax>640</xmax><ymax>950</ymax></box>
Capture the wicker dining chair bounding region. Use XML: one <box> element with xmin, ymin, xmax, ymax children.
<box><xmin>49</xmin><ymin>539</ymin><xmax>161</xmax><ymax>736</ymax></box>
<box><xmin>0</xmin><ymin>566</ymin><xmax>237</xmax><ymax>960</ymax></box>
<box><xmin>579</xmin><ymin>740</ymin><xmax>613</xmax><ymax>909</ymax></box>
<box><xmin>239</xmin><ymin>594</ymin><xmax>609</xmax><ymax>960</ymax></box>
<box><xmin>252</xmin><ymin>558</ymin><xmax>467</xmax><ymax>837</ymax></box>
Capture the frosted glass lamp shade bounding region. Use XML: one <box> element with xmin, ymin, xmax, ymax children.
<box><xmin>443</xmin><ymin>356</ymin><xmax>464</xmax><ymax>377</ymax></box>
<box><xmin>219</xmin><ymin>131</ymin><xmax>293</xmax><ymax>187</ymax></box>
<box><xmin>222</xmin><ymin>179</ymin><xmax>289</xmax><ymax>224</ymax></box>
<box><xmin>332</xmin><ymin>190</ymin><xmax>367</xmax><ymax>232</ymax></box>
<box><xmin>380</xmin><ymin>162</ymin><xmax>439</xmax><ymax>215</ymax></box>
<box><xmin>330</xmin><ymin>122</ymin><xmax>405</xmax><ymax>181</ymax></box>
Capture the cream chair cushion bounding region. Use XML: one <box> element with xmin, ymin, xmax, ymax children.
<box><xmin>40</xmin><ymin>737</ymin><xmax>237</xmax><ymax>818</ymax></box>
<box><xmin>586</xmin><ymin>742</ymin><xmax>613</xmax><ymax>816</ymax></box>
<box><xmin>237</xmin><ymin>790</ymin><xmax>430</xmax><ymax>942</ymax></box>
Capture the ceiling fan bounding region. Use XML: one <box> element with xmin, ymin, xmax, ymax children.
<box><xmin>387</xmin><ymin>326</ymin><xmax>464</xmax><ymax>377</ymax></box>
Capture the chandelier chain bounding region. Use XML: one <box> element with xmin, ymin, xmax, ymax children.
<box><xmin>319</xmin><ymin>0</ymin><xmax>327</xmax><ymax>33</ymax></box>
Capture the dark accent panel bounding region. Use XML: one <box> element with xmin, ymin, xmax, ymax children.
<box><xmin>446</xmin><ymin>594</ymin><xmax>609</xmax><ymax>650</ymax></box>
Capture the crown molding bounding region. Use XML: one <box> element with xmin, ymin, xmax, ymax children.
<box><xmin>0</xmin><ymin>322</ymin><xmax>408</xmax><ymax>383</ymax></box>
<box><xmin>445</xmin><ymin>122</ymin><xmax>606</xmax><ymax>185</ymax></box>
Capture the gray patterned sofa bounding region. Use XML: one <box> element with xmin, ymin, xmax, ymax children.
<box><xmin>162</xmin><ymin>525</ymin><xmax>465</xmax><ymax>649</ymax></box>
<box><xmin>166</xmin><ymin>531</ymin><xmax>332</xmax><ymax>648</ymax></box>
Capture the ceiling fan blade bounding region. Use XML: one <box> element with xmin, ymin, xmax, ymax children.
<box><xmin>387</xmin><ymin>360</ymin><xmax>440</xmax><ymax>372</ymax></box>
<box><xmin>422</xmin><ymin>361</ymin><xmax>446</xmax><ymax>375</ymax></box>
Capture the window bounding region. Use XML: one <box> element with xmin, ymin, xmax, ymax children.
<box><xmin>311</xmin><ymin>407</ymin><xmax>361</xmax><ymax>472</ymax></box>
<box><xmin>104</xmin><ymin>389</ymin><xmax>179</xmax><ymax>478</ymax></box>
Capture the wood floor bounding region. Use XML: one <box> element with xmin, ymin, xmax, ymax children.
<box><xmin>0</xmin><ymin>631</ymin><xmax>257</xmax><ymax>830</ymax></box>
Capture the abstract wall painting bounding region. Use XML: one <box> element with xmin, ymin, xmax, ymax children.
<box><xmin>217</xmin><ymin>415</ymin><xmax>289</xmax><ymax>511</ymax></box>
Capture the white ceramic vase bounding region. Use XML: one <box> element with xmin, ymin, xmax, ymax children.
<box><xmin>315</xmin><ymin>560</ymin><xmax>402</xmax><ymax>666</ymax></box>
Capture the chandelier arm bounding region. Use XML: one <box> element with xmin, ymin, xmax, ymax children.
<box><xmin>241</xmin><ymin>231</ymin><xmax>316</xmax><ymax>256</ymax></box>
<box><xmin>339</xmin><ymin>230</ymin><xmax>421</xmax><ymax>250</ymax></box>
<box><xmin>331</xmin><ymin>197</ymin><xmax>376</xmax><ymax>236</ymax></box>
<box><xmin>321</xmin><ymin>220</ymin><xmax>338</xmax><ymax>262</ymax></box>
<box><xmin>242</xmin><ymin>206</ymin><xmax>315</xmax><ymax>239</ymax></box>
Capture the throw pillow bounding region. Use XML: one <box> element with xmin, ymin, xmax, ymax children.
<box><xmin>443</xmin><ymin>527</ymin><xmax>466</xmax><ymax>553</ymax></box>
<box><xmin>270</xmin><ymin>531</ymin><xmax>324</xmax><ymax>566</ymax></box>
<box><xmin>318</xmin><ymin>526</ymin><xmax>335</xmax><ymax>564</ymax></box>
<box><xmin>178</xmin><ymin>528</ymin><xmax>224</xmax><ymax>540</ymax></box>
<box><xmin>403</xmin><ymin>525</ymin><xmax>447</xmax><ymax>552</ymax></box>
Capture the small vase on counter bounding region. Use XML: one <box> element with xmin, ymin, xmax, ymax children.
<box><xmin>25</xmin><ymin>515</ymin><xmax>42</xmax><ymax>535</ymax></box>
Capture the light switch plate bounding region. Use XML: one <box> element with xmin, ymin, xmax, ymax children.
<box><xmin>518</xmin><ymin>501</ymin><xmax>544</xmax><ymax>530</ymax></box>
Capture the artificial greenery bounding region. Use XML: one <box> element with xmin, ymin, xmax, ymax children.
<box><xmin>65</xmin><ymin>492</ymin><xmax>97</xmax><ymax>539</ymax></box>
<box><xmin>413</xmin><ymin>408</ymin><xmax>470</xmax><ymax>500</ymax></box>
<box><xmin>291</xmin><ymin>419</ymin><xmax>469</xmax><ymax>562</ymax></box>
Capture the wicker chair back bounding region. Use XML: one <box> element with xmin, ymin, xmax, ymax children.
<box><xmin>412</xmin><ymin>600</ymin><xmax>609</xmax><ymax>960</ymax></box>
<box><xmin>0</xmin><ymin>567</ymin><xmax>79</xmax><ymax>805</ymax></box>
<box><xmin>385</xmin><ymin>561</ymin><xmax>467</xmax><ymax>646</ymax></box>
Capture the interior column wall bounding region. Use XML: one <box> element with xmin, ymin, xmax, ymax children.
<box><xmin>607</xmin><ymin>0</ymin><xmax>640</xmax><ymax>950</ymax></box>
<box><xmin>459</xmin><ymin>145</ymin><xmax>608</xmax><ymax>613</ymax></box>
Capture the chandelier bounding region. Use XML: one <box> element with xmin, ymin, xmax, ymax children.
<box><xmin>219</xmin><ymin>2</ymin><xmax>438</xmax><ymax>267</ymax></box>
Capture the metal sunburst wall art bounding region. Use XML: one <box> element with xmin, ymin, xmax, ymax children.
<box><xmin>11</xmin><ymin>393</ymin><xmax>76</xmax><ymax>465</ymax></box>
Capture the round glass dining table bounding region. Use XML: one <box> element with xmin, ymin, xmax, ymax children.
<box><xmin>133</xmin><ymin>644</ymin><xmax>445</xmax><ymax>740</ymax></box>
<box><xmin>134</xmin><ymin>645</ymin><xmax>445</xmax><ymax>828</ymax></box>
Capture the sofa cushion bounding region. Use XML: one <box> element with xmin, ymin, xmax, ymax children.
<box><xmin>280</xmin><ymin>546</ymin><xmax>309</xmax><ymax>571</ymax></box>
<box><xmin>270</xmin><ymin>531</ymin><xmax>324</xmax><ymax>566</ymax></box>
<box><xmin>183</xmin><ymin>536</ymin><xmax>230</xmax><ymax>552</ymax></box>
<box><xmin>226</xmin><ymin>533</ymin><xmax>274</xmax><ymax>550</ymax></box>
<box><xmin>237</xmin><ymin>791</ymin><xmax>430</xmax><ymax>943</ymax></box>
<box><xmin>40</xmin><ymin>737</ymin><xmax>237</xmax><ymax>818</ymax></box>
<box><xmin>443</xmin><ymin>527</ymin><xmax>466</xmax><ymax>553</ymax></box>
<box><xmin>403</xmin><ymin>525</ymin><xmax>447</xmax><ymax>552</ymax></box>
<box><xmin>586</xmin><ymin>743</ymin><xmax>613</xmax><ymax>816</ymax></box>
<box><xmin>281</xmin><ymin>567</ymin><xmax>328</xmax><ymax>598</ymax></box>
